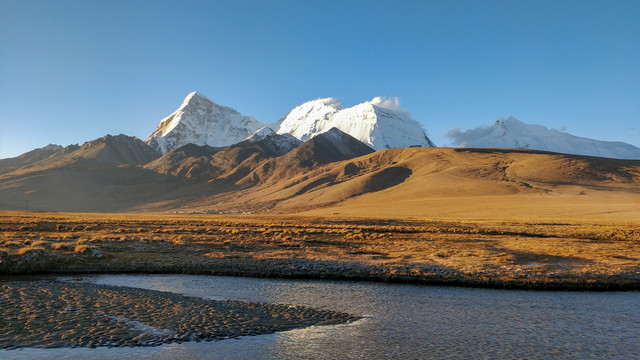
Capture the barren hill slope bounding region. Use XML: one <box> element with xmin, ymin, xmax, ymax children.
<box><xmin>171</xmin><ymin>147</ymin><xmax>640</xmax><ymax>220</ymax></box>
<box><xmin>136</xmin><ymin>128</ymin><xmax>375</xmax><ymax>210</ymax></box>
<box><xmin>144</xmin><ymin>132</ymin><xmax>301</xmax><ymax>183</ymax></box>
<box><xmin>6</xmin><ymin>134</ymin><xmax>161</xmax><ymax>172</ymax></box>
<box><xmin>0</xmin><ymin>135</ymin><xmax>168</xmax><ymax>212</ymax></box>
<box><xmin>0</xmin><ymin>144</ymin><xmax>63</xmax><ymax>175</ymax></box>
<box><xmin>1</xmin><ymin>136</ymin><xmax>638</xmax><ymax>220</ymax></box>
<box><xmin>297</xmin><ymin>147</ymin><xmax>640</xmax><ymax>220</ymax></box>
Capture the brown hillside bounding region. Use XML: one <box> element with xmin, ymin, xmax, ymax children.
<box><xmin>235</xmin><ymin>128</ymin><xmax>375</xmax><ymax>188</ymax></box>
<box><xmin>1</xmin><ymin>138</ymin><xmax>638</xmax><ymax>221</ymax></box>
<box><xmin>170</xmin><ymin>147</ymin><xmax>640</xmax><ymax>221</ymax></box>
<box><xmin>144</xmin><ymin>143</ymin><xmax>224</xmax><ymax>178</ymax></box>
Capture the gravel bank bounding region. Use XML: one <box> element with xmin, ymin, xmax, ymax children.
<box><xmin>0</xmin><ymin>280</ymin><xmax>358</xmax><ymax>349</ymax></box>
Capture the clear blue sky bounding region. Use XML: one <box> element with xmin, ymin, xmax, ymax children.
<box><xmin>1</xmin><ymin>0</ymin><xmax>638</xmax><ymax>158</ymax></box>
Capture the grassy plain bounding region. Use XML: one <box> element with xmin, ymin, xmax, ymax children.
<box><xmin>1</xmin><ymin>211</ymin><xmax>638</xmax><ymax>290</ymax></box>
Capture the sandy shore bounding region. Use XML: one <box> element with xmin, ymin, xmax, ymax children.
<box><xmin>1</xmin><ymin>211</ymin><xmax>639</xmax><ymax>290</ymax></box>
<box><xmin>0</xmin><ymin>279</ymin><xmax>357</xmax><ymax>349</ymax></box>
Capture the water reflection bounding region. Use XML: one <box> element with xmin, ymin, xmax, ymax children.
<box><xmin>7</xmin><ymin>274</ymin><xmax>640</xmax><ymax>359</ymax></box>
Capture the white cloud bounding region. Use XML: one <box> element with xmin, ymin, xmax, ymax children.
<box><xmin>369</xmin><ymin>96</ymin><xmax>413</xmax><ymax>119</ymax></box>
<box><xmin>316</xmin><ymin>97</ymin><xmax>342</xmax><ymax>109</ymax></box>
<box><xmin>446</xmin><ymin>124</ymin><xmax>494</xmax><ymax>147</ymax></box>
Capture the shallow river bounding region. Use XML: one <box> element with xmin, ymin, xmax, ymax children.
<box><xmin>8</xmin><ymin>274</ymin><xmax>640</xmax><ymax>359</ymax></box>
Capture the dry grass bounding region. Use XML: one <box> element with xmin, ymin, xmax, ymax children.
<box><xmin>0</xmin><ymin>210</ymin><xmax>638</xmax><ymax>290</ymax></box>
<box><xmin>15</xmin><ymin>246</ymin><xmax>46</xmax><ymax>256</ymax></box>
<box><xmin>51</xmin><ymin>242</ymin><xmax>76</xmax><ymax>251</ymax></box>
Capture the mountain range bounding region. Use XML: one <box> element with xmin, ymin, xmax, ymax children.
<box><xmin>1</xmin><ymin>128</ymin><xmax>639</xmax><ymax>218</ymax></box>
<box><xmin>146</xmin><ymin>92</ymin><xmax>640</xmax><ymax>159</ymax></box>
<box><xmin>145</xmin><ymin>93</ymin><xmax>436</xmax><ymax>154</ymax></box>
<box><xmin>272</xmin><ymin>97</ymin><xmax>435</xmax><ymax>150</ymax></box>
<box><xmin>1</xmin><ymin>92</ymin><xmax>639</xmax><ymax>217</ymax></box>
<box><xmin>447</xmin><ymin>117</ymin><xmax>640</xmax><ymax>160</ymax></box>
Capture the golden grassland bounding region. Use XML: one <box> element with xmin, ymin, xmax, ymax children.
<box><xmin>1</xmin><ymin>211</ymin><xmax>638</xmax><ymax>290</ymax></box>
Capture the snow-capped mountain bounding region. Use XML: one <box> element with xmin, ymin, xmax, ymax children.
<box><xmin>146</xmin><ymin>92</ymin><xmax>264</xmax><ymax>154</ymax></box>
<box><xmin>447</xmin><ymin>116</ymin><xmax>640</xmax><ymax>159</ymax></box>
<box><xmin>272</xmin><ymin>97</ymin><xmax>435</xmax><ymax>150</ymax></box>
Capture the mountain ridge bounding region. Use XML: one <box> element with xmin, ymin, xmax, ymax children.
<box><xmin>2</xmin><ymin>92</ymin><xmax>639</xmax><ymax>217</ymax></box>
<box><xmin>448</xmin><ymin>116</ymin><xmax>640</xmax><ymax>159</ymax></box>
<box><xmin>2</xmin><ymin>127</ymin><xmax>638</xmax><ymax>217</ymax></box>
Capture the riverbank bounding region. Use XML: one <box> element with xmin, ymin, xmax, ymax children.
<box><xmin>0</xmin><ymin>279</ymin><xmax>355</xmax><ymax>349</ymax></box>
<box><xmin>1</xmin><ymin>211</ymin><xmax>638</xmax><ymax>290</ymax></box>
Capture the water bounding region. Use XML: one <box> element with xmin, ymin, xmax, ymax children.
<box><xmin>6</xmin><ymin>274</ymin><xmax>639</xmax><ymax>359</ymax></box>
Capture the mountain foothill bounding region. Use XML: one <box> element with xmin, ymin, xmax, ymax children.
<box><xmin>1</xmin><ymin>92</ymin><xmax>639</xmax><ymax>219</ymax></box>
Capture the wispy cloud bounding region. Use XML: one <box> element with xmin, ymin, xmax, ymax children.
<box><xmin>369</xmin><ymin>96</ymin><xmax>413</xmax><ymax>119</ymax></box>
<box><xmin>316</xmin><ymin>97</ymin><xmax>342</xmax><ymax>109</ymax></box>
<box><xmin>446</xmin><ymin>125</ymin><xmax>494</xmax><ymax>147</ymax></box>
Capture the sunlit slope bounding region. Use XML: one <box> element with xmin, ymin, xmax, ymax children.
<box><xmin>2</xmin><ymin>139</ymin><xmax>638</xmax><ymax>220</ymax></box>
<box><xmin>291</xmin><ymin>147</ymin><xmax>640</xmax><ymax>220</ymax></box>
<box><xmin>182</xmin><ymin>147</ymin><xmax>639</xmax><ymax>221</ymax></box>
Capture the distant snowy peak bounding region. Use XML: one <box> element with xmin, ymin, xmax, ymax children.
<box><xmin>146</xmin><ymin>92</ymin><xmax>264</xmax><ymax>154</ymax></box>
<box><xmin>274</xmin><ymin>97</ymin><xmax>435</xmax><ymax>150</ymax></box>
<box><xmin>448</xmin><ymin>116</ymin><xmax>640</xmax><ymax>159</ymax></box>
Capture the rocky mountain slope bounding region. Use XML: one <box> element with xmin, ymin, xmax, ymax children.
<box><xmin>0</xmin><ymin>144</ymin><xmax>63</xmax><ymax>175</ymax></box>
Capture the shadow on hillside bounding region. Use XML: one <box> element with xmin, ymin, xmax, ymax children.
<box><xmin>363</xmin><ymin>166</ymin><xmax>412</xmax><ymax>193</ymax></box>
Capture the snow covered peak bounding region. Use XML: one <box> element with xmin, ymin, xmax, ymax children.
<box><xmin>146</xmin><ymin>92</ymin><xmax>264</xmax><ymax>154</ymax></box>
<box><xmin>447</xmin><ymin>117</ymin><xmax>640</xmax><ymax>159</ymax></box>
<box><xmin>273</xmin><ymin>98</ymin><xmax>342</xmax><ymax>142</ymax></box>
<box><xmin>183</xmin><ymin>90</ymin><xmax>201</xmax><ymax>102</ymax></box>
<box><xmin>273</xmin><ymin>97</ymin><xmax>435</xmax><ymax>150</ymax></box>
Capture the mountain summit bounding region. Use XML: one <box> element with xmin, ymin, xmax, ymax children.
<box><xmin>146</xmin><ymin>92</ymin><xmax>264</xmax><ymax>154</ymax></box>
<box><xmin>272</xmin><ymin>97</ymin><xmax>435</xmax><ymax>150</ymax></box>
<box><xmin>448</xmin><ymin>117</ymin><xmax>640</xmax><ymax>159</ymax></box>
